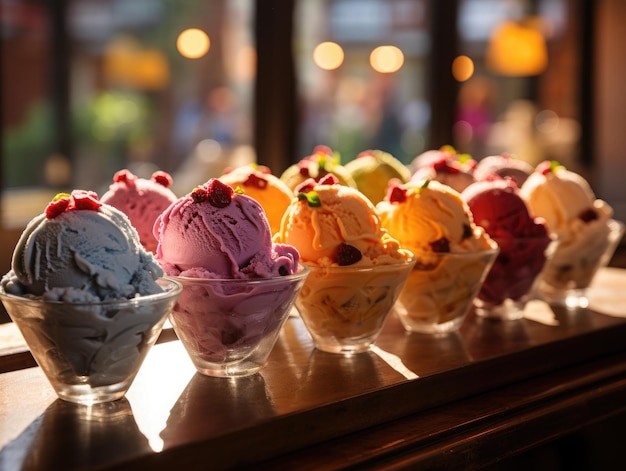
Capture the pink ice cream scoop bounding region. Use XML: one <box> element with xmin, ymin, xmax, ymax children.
<box><xmin>101</xmin><ymin>169</ymin><xmax>177</xmax><ymax>252</ymax></box>
<box><xmin>154</xmin><ymin>179</ymin><xmax>299</xmax><ymax>279</ymax></box>
<box><xmin>462</xmin><ymin>178</ymin><xmax>550</xmax><ymax>306</ymax></box>
<box><xmin>153</xmin><ymin>179</ymin><xmax>304</xmax><ymax>376</ymax></box>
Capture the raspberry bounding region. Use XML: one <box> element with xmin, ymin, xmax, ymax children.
<box><xmin>295</xmin><ymin>178</ymin><xmax>316</xmax><ymax>194</ymax></box>
<box><xmin>205</xmin><ymin>179</ymin><xmax>234</xmax><ymax>208</ymax></box>
<box><xmin>45</xmin><ymin>190</ymin><xmax>101</xmax><ymax>219</ymax></box>
<box><xmin>433</xmin><ymin>158</ymin><xmax>460</xmax><ymax>174</ymax></box>
<box><xmin>244</xmin><ymin>173</ymin><xmax>268</xmax><ymax>189</ymax></box>
<box><xmin>430</xmin><ymin>237</ymin><xmax>450</xmax><ymax>253</ymax></box>
<box><xmin>112</xmin><ymin>169</ymin><xmax>136</xmax><ymax>184</ymax></box>
<box><xmin>69</xmin><ymin>190</ymin><xmax>101</xmax><ymax>211</ymax></box>
<box><xmin>387</xmin><ymin>185</ymin><xmax>407</xmax><ymax>203</ymax></box>
<box><xmin>45</xmin><ymin>196</ymin><xmax>70</xmax><ymax>219</ymax></box>
<box><xmin>152</xmin><ymin>171</ymin><xmax>173</xmax><ymax>188</ymax></box>
<box><xmin>336</xmin><ymin>243</ymin><xmax>362</xmax><ymax>266</ymax></box>
<box><xmin>191</xmin><ymin>186</ymin><xmax>209</xmax><ymax>203</ymax></box>
<box><xmin>318</xmin><ymin>173</ymin><xmax>339</xmax><ymax>185</ymax></box>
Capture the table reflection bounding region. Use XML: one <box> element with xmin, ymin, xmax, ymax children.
<box><xmin>0</xmin><ymin>399</ymin><xmax>151</xmax><ymax>471</ymax></box>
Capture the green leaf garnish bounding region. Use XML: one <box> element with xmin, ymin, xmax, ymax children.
<box><xmin>297</xmin><ymin>191</ymin><xmax>321</xmax><ymax>207</ymax></box>
<box><xmin>458</xmin><ymin>153</ymin><xmax>473</xmax><ymax>163</ymax></box>
<box><xmin>234</xmin><ymin>186</ymin><xmax>245</xmax><ymax>194</ymax></box>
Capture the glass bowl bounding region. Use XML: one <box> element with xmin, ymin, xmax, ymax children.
<box><xmin>536</xmin><ymin>219</ymin><xmax>624</xmax><ymax>308</ymax></box>
<box><xmin>0</xmin><ymin>278</ymin><xmax>182</xmax><ymax>405</ymax></box>
<box><xmin>474</xmin><ymin>236</ymin><xmax>551</xmax><ymax>320</ymax></box>
<box><xmin>294</xmin><ymin>258</ymin><xmax>416</xmax><ymax>354</ymax></box>
<box><xmin>394</xmin><ymin>248</ymin><xmax>499</xmax><ymax>334</ymax></box>
<box><xmin>169</xmin><ymin>266</ymin><xmax>309</xmax><ymax>377</ymax></box>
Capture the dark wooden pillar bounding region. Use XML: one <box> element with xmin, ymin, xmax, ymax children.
<box><xmin>254</xmin><ymin>0</ymin><xmax>297</xmax><ymax>173</ymax></box>
<box><xmin>427</xmin><ymin>1</ymin><xmax>459</xmax><ymax>149</ymax></box>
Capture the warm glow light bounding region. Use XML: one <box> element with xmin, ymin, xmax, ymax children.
<box><xmin>104</xmin><ymin>35</ymin><xmax>170</xmax><ymax>90</ymax></box>
<box><xmin>177</xmin><ymin>28</ymin><xmax>210</xmax><ymax>59</ymax></box>
<box><xmin>452</xmin><ymin>55</ymin><xmax>474</xmax><ymax>82</ymax></box>
<box><xmin>486</xmin><ymin>19</ymin><xmax>548</xmax><ymax>76</ymax></box>
<box><xmin>370</xmin><ymin>45</ymin><xmax>404</xmax><ymax>73</ymax></box>
<box><xmin>313</xmin><ymin>42</ymin><xmax>344</xmax><ymax>70</ymax></box>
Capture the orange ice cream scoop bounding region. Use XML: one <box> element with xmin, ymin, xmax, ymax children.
<box><xmin>275</xmin><ymin>174</ymin><xmax>412</xmax><ymax>267</ymax></box>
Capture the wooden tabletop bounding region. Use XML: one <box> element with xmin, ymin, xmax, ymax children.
<box><xmin>1</xmin><ymin>268</ymin><xmax>626</xmax><ymax>470</ymax></box>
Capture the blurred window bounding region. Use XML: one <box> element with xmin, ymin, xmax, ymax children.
<box><xmin>2</xmin><ymin>0</ymin><xmax>580</xmax><ymax>228</ymax></box>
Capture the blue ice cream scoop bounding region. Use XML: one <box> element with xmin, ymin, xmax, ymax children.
<box><xmin>3</xmin><ymin>190</ymin><xmax>163</xmax><ymax>300</ymax></box>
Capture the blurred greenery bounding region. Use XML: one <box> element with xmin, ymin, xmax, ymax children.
<box><xmin>3</xmin><ymin>91</ymin><xmax>152</xmax><ymax>189</ymax></box>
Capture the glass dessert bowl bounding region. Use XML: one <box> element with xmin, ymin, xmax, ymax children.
<box><xmin>0</xmin><ymin>278</ymin><xmax>182</xmax><ymax>405</ymax></box>
<box><xmin>169</xmin><ymin>266</ymin><xmax>309</xmax><ymax>377</ymax></box>
<box><xmin>536</xmin><ymin>219</ymin><xmax>625</xmax><ymax>308</ymax></box>
<box><xmin>394</xmin><ymin>248</ymin><xmax>498</xmax><ymax>334</ymax></box>
<box><xmin>294</xmin><ymin>258</ymin><xmax>416</xmax><ymax>354</ymax></box>
<box><xmin>474</xmin><ymin>236</ymin><xmax>551</xmax><ymax>320</ymax></box>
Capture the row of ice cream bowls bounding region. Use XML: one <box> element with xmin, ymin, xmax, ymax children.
<box><xmin>1</xmin><ymin>145</ymin><xmax>623</xmax><ymax>404</ymax></box>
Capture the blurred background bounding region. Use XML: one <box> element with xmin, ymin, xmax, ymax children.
<box><xmin>1</xmin><ymin>0</ymin><xmax>625</xmax><ymax>249</ymax></box>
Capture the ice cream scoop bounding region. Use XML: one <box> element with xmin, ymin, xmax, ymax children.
<box><xmin>154</xmin><ymin>179</ymin><xmax>299</xmax><ymax>279</ymax></box>
<box><xmin>101</xmin><ymin>169</ymin><xmax>177</xmax><ymax>252</ymax></box>
<box><xmin>344</xmin><ymin>149</ymin><xmax>411</xmax><ymax>204</ymax></box>
<box><xmin>4</xmin><ymin>190</ymin><xmax>164</xmax><ymax>301</ymax></box>
<box><xmin>275</xmin><ymin>174</ymin><xmax>411</xmax><ymax>267</ymax></box>
<box><xmin>275</xmin><ymin>174</ymin><xmax>414</xmax><ymax>353</ymax></box>
<box><xmin>462</xmin><ymin>178</ymin><xmax>551</xmax><ymax>318</ymax></box>
<box><xmin>473</xmin><ymin>153</ymin><xmax>534</xmax><ymax>186</ymax></box>
<box><xmin>409</xmin><ymin>145</ymin><xmax>476</xmax><ymax>193</ymax></box>
<box><xmin>377</xmin><ymin>180</ymin><xmax>497</xmax><ymax>333</ymax></box>
<box><xmin>154</xmin><ymin>178</ymin><xmax>306</xmax><ymax>376</ymax></box>
<box><xmin>280</xmin><ymin>145</ymin><xmax>357</xmax><ymax>192</ymax></box>
<box><xmin>520</xmin><ymin>161</ymin><xmax>622</xmax><ymax>306</ymax></box>
<box><xmin>218</xmin><ymin>164</ymin><xmax>293</xmax><ymax>235</ymax></box>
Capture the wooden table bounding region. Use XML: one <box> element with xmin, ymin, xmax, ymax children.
<box><xmin>2</xmin><ymin>268</ymin><xmax>626</xmax><ymax>470</ymax></box>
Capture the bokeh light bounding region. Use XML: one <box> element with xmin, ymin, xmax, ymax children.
<box><xmin>177</xmin><ymin>28</ymin><xmax>210</xmax><ymax>59</ymax></box>
<box><xmin>313</xmin><ymin>42</ymin><xmax>344</xmax><ymax>70</ymax></box>
<box><xmin>452</xmin><ymin>55</ymin><xmax>475</xmax><ymax>82</ymax></box>
<box><xmin>370</xmin><ymin>45</ymin><xmax>404</xmax><ymax>73</ymax></box>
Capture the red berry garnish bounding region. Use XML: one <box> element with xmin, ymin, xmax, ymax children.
<box><xmin>45</xmin><ymin>195</ymin><xmax>70</xmax><ymax>219</ymax></box>
<box><xmin>45</xmin><ymin>190</ymin><xmax>102</xmax><ymax>219</ymax></box>
<box><xmin>152</xmin><ymin>171</ymin><xmax>173</xmax><ymax>188</ymax></box>
<box><xmin>430</xmin><ymin>237</ymin><xmax>450</xmax><ymax>253</ymax></box>
<box><xmin>579</xmin><ymin>208</ymin><xmax>598</xmax><ymax>223</ymax></box>
<box><xmin>244</xmin><ymin>172</ymin><xmax>268</xmax><ymax>189</ymax></box>
<box><xmin>336</xmin><ymin>243</ymin><xmax>362</xmax><ymax>266</ymax></box>
<box><xmin>387</xmin><ymin>185</ymin><xmax>407</xmax><ymax>203</ymax></box>
<box><xmin>69</xmin><ymin>190</ymin><xmax>102</xmax><ymax>211</ymax></box>
<box><xmin>295</xmin><ymin>178</ymin><xmax>316</xmax><ymax>194</ymax></box>
<box><xmin>318</xmin><ymin>173</ymin><xmax>339</xmax><ymax>185</ymax></box>
<box><xmin>537</xmin><ymin>160</ymin><xmax>561</xmax><ymax>176</ymax></box>
<box><xmin>112</xmin><ymin>169</ymin><xmax>137</xmax><ymax>184</ymax></box>
<box><xmin>433</xmin><ymin>158</ymin><xmax>460</xmax><ymax>174</ymax></box>
<box><xmin>205</xmin><ymin>179</ymin><xmax>234</xmax><ymax>208</ymax></box>
<box><xmin>299</xmin><ymin>166</ymin><xmax>310</xmax><ymax>177</ymax></box>
<box><xmin>191</xmin><ymin>186</ymin><xmax>208</xmax><ymax>203</ymax></box>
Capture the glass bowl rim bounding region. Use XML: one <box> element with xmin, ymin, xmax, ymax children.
<box><xmin>172</xmin><ymin>264</ymin><xmax>311</xmax><ymax>285</ymax></box>
<box><xmin>302</xmin><ymin>256</ymin><xmax>417</xmax><ymax>274</ymax></box>
<box><xmin>0</xmin><ymin>277</ymin><xmax>182</xmax><ymax>308</ymax></box>
<box><xmin>409</xmin><ymin>247</ymin><xmax>499</xmax><ymax>259</ymax></box>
